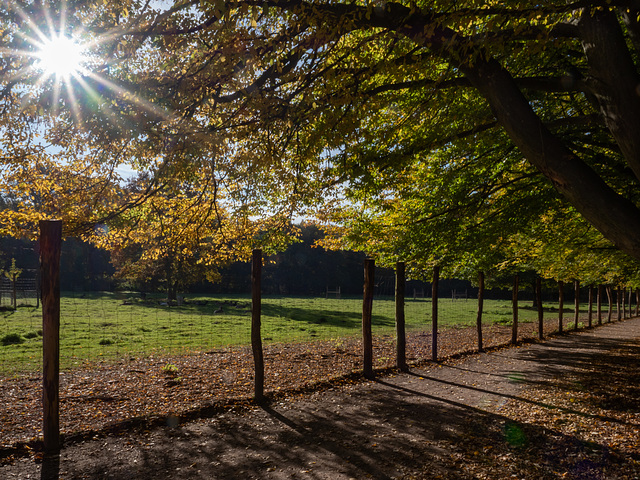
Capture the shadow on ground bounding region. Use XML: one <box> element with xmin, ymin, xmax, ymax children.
<box><xmin>13</xmin><ymin>320</ymin><xmax>640</xmax><ymax>479</ymax></box>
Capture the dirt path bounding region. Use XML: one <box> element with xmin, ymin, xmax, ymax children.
<box><xmin>3</xmin><ymin>318</ymin><xmax>640</xmax><ymax>479</ymax></box>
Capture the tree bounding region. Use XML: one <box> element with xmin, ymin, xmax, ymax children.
<box><xmin>2</xmin><ymin>1</ymin><xmax>640</xmax><ymax>273</ymax></box>
<box><xmin>300</xmin><ymin>1</ymin><xmax>640</xmax><ymax>261</ymax></box>
<box><xmin>4</xmin><ymin>258</ymin><xmax>22</xmax><ymax>308</ymax></box>
<box><xmin>103</xmin><ymin>167</ymin><xmax>290</xmax><ymax>299</ymax></box>
<box><xmin>0</xmin><ymin>1</ymin><xmax>304</xmax><ymax>261</ymax></box>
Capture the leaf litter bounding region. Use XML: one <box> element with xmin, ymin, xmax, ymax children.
<box><xmin>0</xmin><ymin>318</ymin><xmax>638</xmax><ymax>479</ymax></box>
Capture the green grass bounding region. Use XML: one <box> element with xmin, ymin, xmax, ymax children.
<box><xmin>0</xmin><ymin>292</ymin><xmax>592</xmax><ymax>373</ymax></box>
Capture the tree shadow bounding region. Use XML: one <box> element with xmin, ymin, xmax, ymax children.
<box><xmin>39</xmin><ymin>374</ymin><xmax>637</xmax><ymax>480</ymax></box>
<box><xmin>8</xmin><ymin>317</ymin><xmax>639</xmax><ymax>479</ymax></box>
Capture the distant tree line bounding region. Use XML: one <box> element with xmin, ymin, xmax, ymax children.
<box><xmin>1</xmin><ymin>225</ymin><xmax>394</xmax><ymax>296</ymax></box>
<box><xmin>1</xmin><ymin>224</ymin><xmax>585</xmax><ymax>301</ymax></box>
<box><xmin>0</xmin><ymin>236</ymin><xmax>113</xmax><ymax>292</ymax></box>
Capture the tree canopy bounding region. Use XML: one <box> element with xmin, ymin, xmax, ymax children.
<box><xmin>1</xmin><ymin>1</ymin><xmax>640</xmax><ymax>285</ymax></box>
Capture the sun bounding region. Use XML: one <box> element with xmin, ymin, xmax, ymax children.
<box><xmin>36</xmin><ymin>34</ymin><xmax>88</xmax><ymax>79</ymax></box>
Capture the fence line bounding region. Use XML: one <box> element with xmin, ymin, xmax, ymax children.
<box><xmin>1</xmin><ymin>266</ymin><xmax>634</xmax><ymax>377</ymax></box>
<box><xmin>0</xmin><ymin>273</ymin><xmax>38</xmax><ymax>308</ymax></box>
<box><xmin>1</xmin><ymin>241</ymin><xmax>639</xmax><ymax>450</ymax></box>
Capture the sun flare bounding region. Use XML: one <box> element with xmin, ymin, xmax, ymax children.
<box><xmin>36</xmin><ymin>34</ymin><xmax>88</xmax><ymax>79</ymax></box>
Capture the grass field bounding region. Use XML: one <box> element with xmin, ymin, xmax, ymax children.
<box><xmin>0</xmin><ymin>292</ymin><xmax>585</xmax><ymax>373</ymax></box>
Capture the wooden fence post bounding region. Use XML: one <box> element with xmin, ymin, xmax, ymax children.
<box><xmin>40</xmin><ymin>220</ymin><xmax>62</xmax><ymax>454</ymax></box>
<box><xmin>588</xmin><ymin>285</ymin><xmax>593</xmax><ymax>328</ymax></box>
<box><xmin>363</xmin><ymin>258</ymin><xmax>375</xmax><ymax>379</ymax></box>
<box><xmin>432</xmin><ymin>266</ymin><xmax>439</xmax><ymax>362</ymax></box>
<box><xmin>597</xmin><ymin>285</ymin><xmax>603</xmax><ymax>325</ymax></box>
<box><xmin>536</xmin><ymin>277</ymin><xmax>543</xmax><ymax>340</ymax></box>
<box><xmin>511</xmin><ymin>274</ymin><xmax>519</xmax><ymax>345</ymax></box>
<box><xmin>558</xmin><ymin>280</ymin><xmax>564</xmax><ymax>333</ymax></box>
<box><xmin>574</xmin><ymin>280</ymin><xmax>580</xmax><ymax>331</ymax></box>
<box><xmin>477</xmin><ymin>271</ymin><xmax>485</xmax><ymax>352</ymax></box>
<box><xmin>251</xmin><ymin>249</ymin><xmax>264</xmax><ymax>403</ymax></box>
<box><xmin>395</xmin><ymin>261</ymin><xmax>408</xmax><ymax>372</ymax></box>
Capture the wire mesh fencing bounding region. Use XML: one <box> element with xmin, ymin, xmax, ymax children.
<box><xmin>0</xmin><ymin>270</ymin><xmax>631</xmax><ymax>376</ymax></box>
<box><xmin>0</xmin><ymin>273</ymin><xmax>38</xmax><ymax>309</ymax></box>
<box><xmin>1</xmin><ymin>253</ymin><xmax>637</xmax><ymax>451</ymax></box>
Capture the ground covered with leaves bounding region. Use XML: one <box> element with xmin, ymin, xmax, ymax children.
<box><xmin>1</xmin><ymin>318</ymin><xmax>639</xmax><ymax>479</ymax></box>
<box><xmin>1</xmin><ymin>320</ymin><xmax>551</xmax><ymax>449</ymax></box>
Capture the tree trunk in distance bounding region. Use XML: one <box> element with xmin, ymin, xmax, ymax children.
<box><xmin>558</xmin><ymin>281</ymin><xmax>564</xmax><ymax>333</ymax></box>
<box><xmin>432</xmin><ymin>266</ymin><xmax>439</xmax><ymax>362</ymax></box>
<box><xmin>606</xmin><ymin>286</ymin><xmax>613</xmax><ymax>323</ymax></box>
<box><xmin>168</xmin><ymin>283</ymin><xmax>178</xmax><ymax>301</ymax></box>
<box><xmin>362</xmin><ymin>258</ymin><xmax>375</xmax><ymax>379</ymax></box>
<box><xmin>251</xmin><ymin>249</ymin><xmax>264</xmax><ymax>403</ymax></box>
<box><xmin>165</xmin><ymin>259</ymin><xmax>177</xmax><ymax>301</ymax></box>
<box><xmin>536</xmin><ymin>277</ymin><xmax>543</xmax><ymax>340</ymax></box>
<box><xmin>477</xmin><ymin>271</ymin><xmax>485</xmax><ymax>351</ymax></box>
<box><xmin>395</xmin><ymin>261</ymin><xmax>408</xmax><ymax>372</ymax></box>
<box><xmin>511</xmin><ymin>275</ymin><xmax>519</xmax><ymax>345</ymax></box>
<box><xmin>40</xmin><ymin>220</ymin><xmax>62</xmax><ymax>454</ymax></box>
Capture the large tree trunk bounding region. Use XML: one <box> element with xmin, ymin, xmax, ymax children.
<box><xmin>578</xmin><ymin>9</ymin><xmax>640</xmax><ymax>181</ymax></box>
<box><xmin>459</xmin><ymin>55</ymin><xmax>640</xmax><ymax>260</ymax></box>
<box><xmin>389</xmin><ymin>6</ymin><xmax>640</xmax><ymax>261</ymax></box>
<box><xmin>285</xmin><ymin>3</ymin><xmax>640</xmax><ymax>260</ymax></box>
<box><xmin>400</xmin><ymin>6</ymin><xmax>640</xmax><ymax>260</ymax></box>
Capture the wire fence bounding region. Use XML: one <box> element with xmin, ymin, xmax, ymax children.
<box><xmin>0</xmin><ymin>274</ymin><xmax>38</xmax><ymax>309</ymax></box>
<box><xmin>0</xmin><ymin>268</ymin><xmax>631</xmax><ymax>375</ymax></box>
<box><xmin>1</xmin><ymin>251</ymin><xmax>638</xmax><ymax>451</ymax></box>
